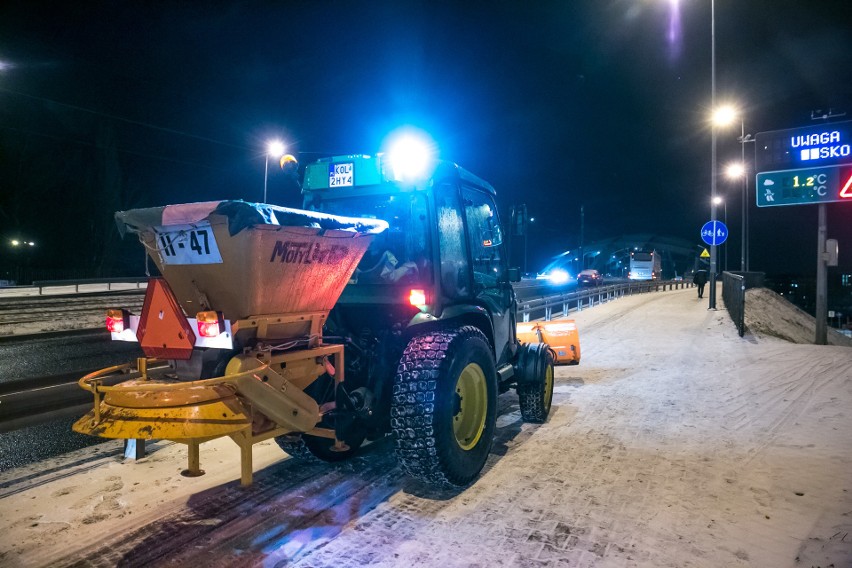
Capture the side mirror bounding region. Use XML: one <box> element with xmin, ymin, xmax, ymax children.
<box><xmin>507</xmin><ymin>267</ymin><xmax>521</xmax><ymax>282</ymax></box>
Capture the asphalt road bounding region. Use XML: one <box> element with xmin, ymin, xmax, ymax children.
<box><xmin>0</xmin><ymin>331</ymin><xmax>142</xmax><ymax>471</ymax></box>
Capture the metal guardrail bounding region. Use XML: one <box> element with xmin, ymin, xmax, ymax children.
<box><xmin>518</xmin><ymin>280</ymin><xmax>693</xmax><ymax>322</ymax></box>
<box><xmin>31</xmin><ymin>277</ymin><xmax>148</xmax><ymax>295</ymax></box>
<box><xmin>0</xmin><ymin>277</ymin><xmax>148</xmax><ymax>297</ymax></box>
<box><xmin>722</xmin><ymin>272</ymin><xmax>746</xmax><ymax>337</ymax></box>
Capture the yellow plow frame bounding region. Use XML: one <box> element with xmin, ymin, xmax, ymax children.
<box><xmin>74</xmin><ymin>337</ymin><xmax>345</xmax><ymax>487</ymax></box>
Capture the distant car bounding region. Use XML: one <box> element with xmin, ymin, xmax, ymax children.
<box><xmin>536</xmin><ymin>268</ymin><xmax>571</xmax><ymax>285</ymax></box>
<box><xmin>577</xmin><ymin>269</ymin><xmax>602</xmax><ymax>287</ymax></box>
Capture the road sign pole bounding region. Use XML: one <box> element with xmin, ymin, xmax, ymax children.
<box><xmin>816</xmin><ymin>204</ymin><xmax>828</xmax><ymax>345</ymax></box>
<box><xmin>710</xmin><ymin>144</ymin><xmax>718</xmax><ymax>309</ymax></box>
<box><xmin>709</xmin><ymin>1</ymin><xmax>718</xmax><ymax>311</ymax></box>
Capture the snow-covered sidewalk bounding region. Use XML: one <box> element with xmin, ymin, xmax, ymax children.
<box><xmin>0</xmin><ymin>286</ymin><xmax>850</xmax><ymax>567</ymax></box>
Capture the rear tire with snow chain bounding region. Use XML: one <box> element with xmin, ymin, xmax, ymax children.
<box><xmin>274</xmin><ymin>374</ymin><xmax>366</xmax><ymax>462</ymax></box>
<box><xmin>391</xmin><ymin>326</ymin><xmax>497</xmax><ymax>487</ymax></box>
<box><xmin>516</xmin><ymin>342</ymin><xmax>555</xmax><ymax>423</ymax></box>
<box><xmin>275</xmin><ymin>430</ymin><xmax>366</xmax><ymax>463</ymax></box>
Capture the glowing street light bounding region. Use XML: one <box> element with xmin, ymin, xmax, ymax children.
<box><xmin>725</xmin><ymin>162</ymin><xmax>744</xmax><ymax>179</ymax></box>
<box><xmin>712</xmin><ymin>105</ymin><xmax>737</xmax><ymax>128</ymax></box>
<box><xmin>264</xmin><ymin>140</ymin><xmax>285</xmax><ymax>203</ymax></box>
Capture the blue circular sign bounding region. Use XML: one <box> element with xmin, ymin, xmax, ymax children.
<box><xmin>701</xmin><ymin>220</ymin><xmax>728</xmax><ymax>246</ymax></box>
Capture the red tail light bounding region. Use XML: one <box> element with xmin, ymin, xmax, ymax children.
<box><xmin>196</xmin><ymin>311</ymin><xmax>224</xmax><ymax>338</ymax></box>
<box><xmin>409</xmin><ymin>289</ymin><xmax>427</xmax><ymax>307</ymax></box>
<box><xmin>106</xmin><ymin>309</ymin><xmax>128</xmax><ymax>333</ymax></box>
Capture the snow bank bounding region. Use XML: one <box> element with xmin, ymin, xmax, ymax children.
<box><xmin>745</xmin><ymin>287</ymin><xmax>852</xmax><ymax>347</ymax></box>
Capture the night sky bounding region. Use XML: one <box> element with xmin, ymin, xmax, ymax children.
<box><xmin>2</xmin><ymin>1</ymin><xmax>851</xmax><ymax>277</ymax></box>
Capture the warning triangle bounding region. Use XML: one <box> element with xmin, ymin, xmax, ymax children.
<box><xmin>840</xmin><ymin>172</ymin><xmax>852</xmax><ymax>198</ymax></box>
<box><xmin>137</xmin><ymin>278</ymin><xmax>196</xmax><ymax>360</ymax></box>
<box><xmin>700</xmin><ymin>248</ymin><xmax>710</xmax><ymax>258</ymax></box>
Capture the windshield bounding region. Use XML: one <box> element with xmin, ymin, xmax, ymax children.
<box><xmin>315</xmin><ymin>192</ymin><xmax>432</xmax><ymax>285</ymax></box>
<box><xmin>632</xmin><ymin>252</ymin><xmax>653</xmax><ymax>262</ymax></box>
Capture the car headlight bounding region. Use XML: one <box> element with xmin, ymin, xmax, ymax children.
<box><xmin>549</xmin><ymin>269</ymin><xmax>570</xmax><ymax>285</ymax></box>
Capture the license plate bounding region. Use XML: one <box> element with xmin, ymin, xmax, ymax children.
<box><xmin>154</xmin><ymin>221</ymin><xmax>223</xmax><ymax>265</ymax></box>
<box><xmin>329</xmin><ymin>162</ymin><xmax>354</xmax><ymax>187</ymax></box>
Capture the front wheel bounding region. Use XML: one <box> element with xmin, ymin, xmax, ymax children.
<box><xmin>391</xmin><ymin>326</ymin><xmax>497</xmax><ymax>487</ymax></box>
<box><xmin>516</xmin><ymin>343</ymin><xmax>555</xmax><ymax>423</ymax></box>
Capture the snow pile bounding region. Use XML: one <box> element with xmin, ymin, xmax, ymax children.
<box><xmin>744</xmin><ymin>287</ymin><xmax>852</xmax><ymax>347</ymax></box>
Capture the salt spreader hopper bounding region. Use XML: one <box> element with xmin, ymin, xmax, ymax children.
<box><xmin>73</xmin><ymin>200</ymin><xmax>387</xmax><ymax>486</ymax></box>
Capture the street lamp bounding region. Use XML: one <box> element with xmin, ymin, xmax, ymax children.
<box><xmin>737</xmin><ymin>125</ymin><xmax>755</xmax><ymax>272</ymax></box>
<box><xmin>709</xmin><ymin>101</ymin><xmax>737</xmax><ymax>308</ymax></box>
<box><xmin>725</xmin><ymin>160</ymin><xmax>750</xmax><ymax>272</ymax></box>
<box><xmin>264</xmin><ymin>140</ymin><xmax>285</xmax><ymax>204</ymax></box>
<box><xmin>712</xmin><ymin>196</ymin><xmax>727</xmax><ymax>271</ymax></box>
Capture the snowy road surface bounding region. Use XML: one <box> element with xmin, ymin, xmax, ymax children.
<box><xmin>0</xmin><ymin>286</ymin><xmax>850</xmax><ymax>567</ymax></box>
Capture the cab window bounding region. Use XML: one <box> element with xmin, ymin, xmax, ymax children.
<box><xmin>462</xmin><ymin>187</ymin><xmax>504</xmax><ymax>290</ymax></box>
<box><xmin>436</xmin><ymin>183</ymin><xmax>471</xmax><ymax>299</ymax></box>
<box><xmin>318</xmin><ymin>193</ymin><xmax>431</xmax><ymax>285</ymax></box>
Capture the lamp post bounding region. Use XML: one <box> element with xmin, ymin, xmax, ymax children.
<box><xmin>264</xmin><ymin>140</ymin><xmax>285</xmax><ymax>204</ymax></box>
<box><xmin>736</xmin><ymin>125</ymin><xmax>755</xmax><ymax>272</ymax></box>
<box><xmin>710</xmin><ymin>104</ymin><xmax>737</xmax><ymax>296</ymax></box>
<box><xmin>709</xmin><ymin>0</ymin><xmax>718</xmax><ymax>310</ymax></box>
<box><xmin>712</xmin><ymin>196</ymin><xmax>727</xmax><ymax>271</ymax></box>
<box><xmin>725</xmin><ymin>160</ymin><xmax>749</xmax><ymax>272</ymax></box>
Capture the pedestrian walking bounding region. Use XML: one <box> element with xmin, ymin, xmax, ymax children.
<box><xmin>693</xmin><ymin>269</ymin><xmax>708</xmax><ymax>299</ymax></box>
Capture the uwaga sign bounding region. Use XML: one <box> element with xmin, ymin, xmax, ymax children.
<box><xmin>756</xmin><ymin>121</ymin><xmax>852</xmax><ymax>171</ymax></box>
<box><xmin>269</xmin><ymin>241</ymin><xmax>350</xmax><ymax>264</ymax></box>
<box><xmin>755</xmin><ymin>121</ymin><xmax>852</xmax><ymax>207</ymax></box>
<box><xmin>791</xmin><ymin>130</ymin><xmax>851</xmax><ymax>162</ymax></box>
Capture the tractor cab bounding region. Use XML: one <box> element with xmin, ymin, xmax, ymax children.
<box><xmin>300</xmin><ymin>153</ymin><xmax>520</xmax><ymax>368</ymax></box>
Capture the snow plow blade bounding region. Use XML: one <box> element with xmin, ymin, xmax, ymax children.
<box><xmin>516</xmin><ymin>320</ymin><xmax>581</xmax><ymax>365</ymax></box>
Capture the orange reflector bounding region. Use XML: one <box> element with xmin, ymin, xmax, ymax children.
<box><xmin>136</xmin><ymin>278</ymin><xmax>196</xmax><ymax>360</ymax></box>
<box><xmin>409</xmin><ymin>289</ymin><xmax>427</xmax><ymax>306</ymax></box>
<box><xmin>106</xmin><ymin>309</ymin><xmax>127</xmax><ymax>333</ymax></box>
<box><xmin>196</xmin><ymin>311</ymin><xmax>223</xmax><ymax>338</ymax></box>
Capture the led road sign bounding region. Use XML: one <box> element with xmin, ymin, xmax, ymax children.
<box><xmin>756</xmin><ymin>164</ymin><xmax>852</xmax><ymax>207</ymax></box>
<box><xmin>754</xmin><ymin>121</ymin><xmax>852</xmax><ymax>207</ymax></box>
<box><xmin>755</xmin><ymin>121</ymin><xmax>852</xmax><ymax>172</ymax></box>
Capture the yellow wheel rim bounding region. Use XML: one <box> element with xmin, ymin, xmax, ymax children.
<box><xmin>453</xmin><ymin>363</ymin><xmax>488</xmax><ymax>450</ymax></box>
<box><xmin>544</xmin><ymin>363</ymin><xmax>554</xmax><ymax>411</ymax></box>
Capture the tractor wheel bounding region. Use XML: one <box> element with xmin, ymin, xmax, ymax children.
<box><xmin>274</xmin><ymin>435</ymin><xmax>316</xmax><ymax>461</ymax></box>
<box><xmin>275</xmin><ymin>430</ymin><xmax>366</xmax><ymax>463</ymax></box>
<box><xmin>515</xmin><ymin>343</ymin><xmax>555</xmax><ymax>423</ymax></box>
<box><xmin>391</xmin><ymin>326</ymin><xmax>497</xmax><ymax>487</ymax></box>
<box><xmin>274</xmin><ymin>374</ymin><xmax>366</xmax><ymax>462</ymax></box>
